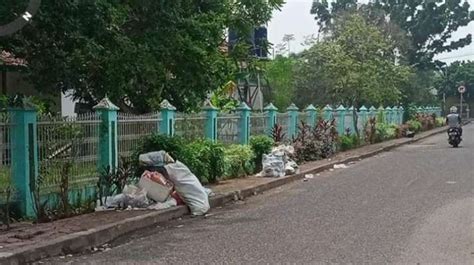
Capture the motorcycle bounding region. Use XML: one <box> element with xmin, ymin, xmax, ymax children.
<box><xmin>448</xmin><ymin>127</ymin><xmax>462</xmax><ymax>148</ymax></box>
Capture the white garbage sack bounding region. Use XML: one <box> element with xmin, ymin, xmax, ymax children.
<box><xmin>164</xmin><ymin>161</ymin><xmax>210</xmax><ymax>216</ymax></box>
<box><xmin>139</xmin><ymin>151</ymin><xmax>175</xmax><ymax>168</ymax></box>
<box><xmin>285</xmin><ymin>160</ymin><xmax>299</xmax><ymax>175</ymax></box>
<box><xmin>261</xmin><ymin>154</ymin><xmax>285</xmax><ymax>178</ymax></box>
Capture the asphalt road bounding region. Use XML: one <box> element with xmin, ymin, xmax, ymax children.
<box><xmin>41</xmin><ymin>124</ymin><xmax>474</xmax><ymax>264</ymax></box>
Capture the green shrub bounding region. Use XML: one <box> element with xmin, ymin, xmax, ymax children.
<box><xmin>133</xmin><ymin>134</ymin><xmax>225</xmax><ymax>184</ymax></box>
<box><xmin>407</xmin><ymin>120</ymin><xmax>422</xmax><ymax>132</ymax></box>
<box><xmin>182</xmin><ymin>139</ymin><xmax>225</xmax><ymax>184</ymax></box>
<box><xmin>223</xmin><ymin>145</ymin><xmax>255</xmax><ymax>179</ymax></box>
<box><xmin>436</xmin><ymin>117</ymin><xmax>445</xmax><ymax>127</ymax></box>
<box><xmin>339</xmin><ymin>135</ymin><xmax>354</xmax><ymax>151</ymax></box>
<box><xmin>374</xmin><ymin>123</ymin><xmax>396</xmax><ymax>142</ymax></box>
<box><xmin>339</xmin><ymin>134</ymin><xmax>360</xmax><ymax>151</ymax></box>
<box><xmin>249</xmin><ymin>135</ymin><xmax>274</xmax><ymax>172</ymax></box>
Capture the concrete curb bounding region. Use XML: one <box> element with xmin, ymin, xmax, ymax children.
<box><xmin>0</xmin><ymin>126</ymin><xmax>449</xmax><ymax>264</ymax></box>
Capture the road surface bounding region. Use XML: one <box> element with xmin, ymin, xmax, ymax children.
<box><xmin>41</xmin><ymin>124</ymin><xmax>474</xmax><ymax>264</ymax></box>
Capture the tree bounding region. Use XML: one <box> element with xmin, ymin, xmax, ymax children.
<box><xmin>297</xmin><ymin>13</ymin><xmax>412</xmax><ymax>136</ymax></box>
<box><xmin>311</xmin><ymin>0</ymin><xmax>474</xmax><ymax>70</ymax></box>
<box><xmin>372</xmin><ymin>0</ymin><xmax>474</xmax><ymax>69</ymax></box>
<box><xmin>265</xmin><ymin>55</ymin><xmax>296</xmax><ymax>109</ymax></box>
<box><xmin>436</xmin><ymin>61</ymin><xmax>474</xmax><ymax>99</ymax></box>
<box><xmin>0</xmin><ymin>0</ymin><xmax>284</xmax><ymax>113</ymax></box>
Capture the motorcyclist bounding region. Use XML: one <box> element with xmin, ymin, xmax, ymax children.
<box><xmin>446</xmin><ymin>106</ymin><xmax>462</xmax><ymax>137</ymax></box>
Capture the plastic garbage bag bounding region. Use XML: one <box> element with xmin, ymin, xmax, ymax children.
<box><xmin>261</xmin><ymin>154</ymin><xmax>285</xmax><ymax>178</ymax></box>
<box><xmin>138</xmin><ymin>171</ymin><xmax>173</xmax><ymax>202</ymax></box>
<box><xmin>285</xmin><ymin>160</ymin><xmax>299</xmax><ymax>175</ymax></box>
<box><xmin>147</xmin><ymin>197</ymin><xmax>178</xmax><ymax>210</ymax></box>
<box><xmin>139</xmin><ymin>151</ymin><xmax>175</xmax><ymax>168</ymax></box>
<box><xmin>122</xmin><ymin>185</ymin><xmax>150</xmax><ymax>208</ymax></box>
<box><xmin>164</xmin><ymin>161</ymin><xmax>210</xmax><ymax>216</ymax></box>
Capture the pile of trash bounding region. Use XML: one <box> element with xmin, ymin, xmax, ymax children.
<box><xmin>257</xmin><ymin>145</ymin><xmax>299</xmax><ymax>178</ymax></box>
<box><xmin>97</xmin><ymin>151</ymin><xmax>211</xmax><ymax>216</ymax></box>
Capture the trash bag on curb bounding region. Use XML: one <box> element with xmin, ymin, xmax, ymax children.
<box><xmin>164</xmin><ymin>161</ymin><xmax>210</xmax><ymax>216</ymax></box>
<box><xmin>285</xmin><ymin>160</ymin><xmax>299</xmax><ymax>175</ymax></box>
<box><xmin>147</xmin><ymin>197</ymin><xmax>178</xmax><ymax>210</ymax></box>
<box><xmin>261</xmin><ymin>154</ymin><xmax>285</xmax><ymax>178</ymax></box>
<box><xmin>122</xmin><ymin>185</ymin><xmax>150</xmax><ymax>208</ymax></box>
<box><xmin>139</xmin><ymin>151</ymin><xmax>175</xmax><ymax>168</ymax></box>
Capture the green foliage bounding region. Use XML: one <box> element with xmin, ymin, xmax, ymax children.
<box><xmin>339</xmin><ymin>134</ymin><xmax>359</xmax><ymax>151</ymax></box>
<box><xmin>311</xmin><ymin>0</ymin><xmax>474</xmax><ymax>69</ymax></box>
<box><xmin>182</xmin><ymin>139</ymin><xmax>225</xmax><ymax>184</ymax></box>
<box><xmin>376</xmin><ymin>110</ymin><xmax>386</xmax><ymax>124</ymax></box>
<box><xmin>0</xmin><ymin>167</ymin><xmax>14</xmax><ymax>229</ymax></box>
<box><xmin>249</xmin><ymin>135</ymin><xmax>274</xmax><ymax>172</ymax></box>
<box><xmin>436</xmin><ymin>61</ymin><xmax>474</xmax><ymax>99</ymax></box>
<box><xmin>407</xmin><ymin>120</ymin><xmax>422</xmax><ymax>133</ymax></box>
<box><xmin>1</xmin><ymin>0</ymin><xmax>284</xmax><ymax>113</ymax></box>
<box><xmin>374</xmin><ymin>123</ymin><xmax>397</xmax><ymax>142</ymax></box>
<box><xmin>134</xmin><ymin>135</ymin><xmax>225</xmax><ymax>184</ymax></box>
<box><xmin>436</xmin><ymin>117</ymin><xmax>446</xmax><ymax>127</ymax></box>
<box><xmin>223</xmin><ymin>145</ymin><xmax>255</xmax><ymax>179</ymax></box>
<box><xmin>265</xmin><ymin>56</ymin><xmax>296</xmax><ymax>109</ymax></box>
<box><xmin>296</xmin><ymin>14</ymin><xmax>410</xmax><ymax>136</ymax></box>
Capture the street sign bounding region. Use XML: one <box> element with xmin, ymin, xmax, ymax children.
<box><xmin>458</xmin><ymin>86</ymin><xmax>466</xmax><ymax>94</ymax></box>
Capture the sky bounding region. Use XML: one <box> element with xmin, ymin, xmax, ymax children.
<box><xmin>268</xmin><ymin>0</ymin><xmax>474</xmax><ymax>64</ymax></box>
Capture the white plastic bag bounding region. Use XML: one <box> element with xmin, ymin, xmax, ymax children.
<box><xmin>139</xmin><ymin>151</ymin><xmax>175</xmax><ymax>168</ymax></box>
<box><xmin>261</xmin><ymin>154</ymin><xmax>285</xmax><ymax>178</ymax></box>
<box><xmin>285</xmin><ymin>160</ymin><xmax>299</xmax><ymax>175</ymax></box>
<box><xmin>122</xmin><ymin>185</ymin><xmax>150</xmax><ymax>208</ymax></box>
<box><xmin>164</xmin><ymin>161</ymin><xmax>210</xmax><ymax>216</ymax></box>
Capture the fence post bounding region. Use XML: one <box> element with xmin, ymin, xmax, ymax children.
<box><xmin>160</xmin><ymin>100</ymin><xmax>176</xmax><ymax>137</ymax></box>
<box><xmin>8</xmin><ymin>108</ymin><xmax>38</xmax><ymax>217</ymax></box>
<box><xmin>203</xmin><ymin>101</ymin><xmax>218</xmax><ymax>142</ymax></box>
<box><xmin>336</xmin><ymin>105</ymin><xmax>346</xmax><ymax>135</ymax></box>
<box><xmin>264</xmin><ymin>103</ymin><xmax>278</xmax><ymax>135</ymax></box>
<box><xmin>392</xmin><ymin>106</ymin><xmax>399</xmax><ymax>124</ymax></box>
<box><xmin>369</xmin><ymin>106</ymin><xmax>377</xmax><ymax>119</ymax></box>
<box><xmin>237</xmin><ymin>102</ymin><xmax>251</xmax><ymax>144</ymax></box>
<box><xmin>386</xmin><ymin>107</ymin><xmax>393</xmax><ymax>124</ymax></box>
<box><xmin>287</xmin><ymin>103</ymin><xmax>299</xmax><ymax>139</ymax></box>
<box><xmin>323</xmin><ymin>105</ymin><xmax>333</xmax><ymax>121</ymax></box>
<box><xmin>348</xmin><ymin>106</ymin><xmax>356</xmax><ymax>133</ymax></box>
<box><xmin>305</xmin><ymin>104</ymin><xmax>317</xmax><ymax>128</ymax></box>
<box><xmin>359</xmin><ymin>106</ymin><xmax>368</xmax><ymax>128</ymax></box>
<box><xmin>400</xmin><ymin>106</ymin><xmax>405</xmax><ymax>124</ymax></box>
<box><xmin>416</xmin><ymin>106</ymin><xmax>423</xmax><ymax>115</ymax></box>
<box><xmin>94</xmin><ymin>97</ymin><xmax>119</xmax><ymax>174</ymax></box>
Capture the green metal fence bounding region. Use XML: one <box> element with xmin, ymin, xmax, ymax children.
<box><xmin>37</xmin><ymin>113</ymin><xmax>100</xmax><ymax>194</ymax></box>
<box><xmin>0</xmin><ymin>113</ymin><xmax>14</xmax><ymax>203</ymax></box>
<box><xmin>118</xmin><ymin>112</ymin><xmax>160</xmax><ymax>159</ymax></box>
<box><xmin>1</xmin><ymin>98</ymin><xmax>441</xmax><ymax>216</ymax></box>
<box><xmin>217</xmin><ymin>113</ymin><xmax>240</xmax><ymax>144</ymax></box>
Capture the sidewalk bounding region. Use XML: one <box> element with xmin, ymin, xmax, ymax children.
<box><xmin>0</xmin><ymin>126</ymin><xmax>448</xmax><ymax>264</ymax></box>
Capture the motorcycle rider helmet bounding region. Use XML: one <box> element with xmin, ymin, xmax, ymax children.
<box><xmin>450</xmin><ymin>106</ymin><xmax>458</xmax><ymax>113</ymax></box>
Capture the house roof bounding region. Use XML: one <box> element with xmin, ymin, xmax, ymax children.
<box><xmin>0</xmin><ymin>51</ymin><xmax>27</xmax><ymax>67</ymax></box>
